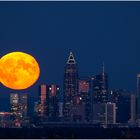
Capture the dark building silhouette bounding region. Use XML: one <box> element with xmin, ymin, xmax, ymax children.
<box><xmin>37</xmin><ymin>84</ymin><xmax>48</xmax><ymax>117</ymax></box>
<box><xmin>92</xmin><ymin>64</ymin><xmax>108</xmax><ymax>103</ymax></box>
<box><xmin>36</xmin><ymin>84</ymin><xmax>60</xmax><ymax>120</ymax></box>
<box><xmin>78</xmin><ymin>78</ymin><xmax>91</xmax><ymax>122</ymax></box>
<box><xmin>10</xmin><ymin>93</ymin><xmax>28</xmax><ymax>119</ymax></box>
<box><xmin>92</xmin><ymin>102</ymin><xmax>116</xmax><ymax>125</ymax></box>
<box><xmin>48</xmin><ymin>84</ymin><xmax>59</xmax><ymax>121</ymax></box>
<box><xmin>63</xmin><ymin>52</ymin><xmax>79</xmax><ymax>121</ymax></box>
<box><xmin>72</xmin><ymin>95</ymin><xmax>85</xmax><ymax>122</ymax></box>
<box><xmin>110</xmin><ymin>89</ymin><xmax>131</xmax><ymax>123</ymax></box>
<box><xmin>130</xmin><ymin>94</ymin><xmax>136</xmax><ymax>122</ymax></box>
<box><xmin>117</xmin><ymin>93</ymin><xmax>130</xmax><ymax>123</ymax></box>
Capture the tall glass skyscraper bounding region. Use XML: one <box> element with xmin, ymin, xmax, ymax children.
<box><xmin>63</xmin><ymin>52</ymin><xmax>79</xmax><ymax>121</ymax></box>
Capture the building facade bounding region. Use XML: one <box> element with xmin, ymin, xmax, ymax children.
<box><xmin>38</xmin><ymin>84</ymin><xmax>48</xmax><ymax>117</ymax></box>
<box><xmin>109</xmin><ymin>89</ymin><xmax>131</xmax><ymax>123</ymax></box>
<box><xmin>36</xmin><ymin>84</ymin><xmax>60</xmax><ymax>121</ymax></box>
<box><xmin>48</xmin><ymin>84</ymin><xmax>59</xmax><ymax>121</ymax></box>
<box><xmin>10</xmin><ymin>93</ymin><xmax>28</xmax><ymax>119</ymax></box>
<box><xmin>92</xmin><ymin>73</ymin><xmax>108</xmax><ymax>103</ymax></box>
<box><xmin>92</xmin><ymin>102</ymin><xmax>116</xmax><ymax>125</ymax></box>
<box><xmin>78</xmin><ymin>78</ymin><xmax>91</xmax><ymax>121</ymax></box>
<box><xmin>63</xmin><ymin>52</ymin><xmax>79</xmax><ymax>121</ymax></box>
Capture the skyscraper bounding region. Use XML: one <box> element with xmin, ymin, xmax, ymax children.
<box><xmin>78</xmin><ymin>78</ymin><xmax>90</xmax><ymax>121</ymax></box>
<box><xmin>92</xmin><ymin>102</ymin><xmax>116</xmax><ymax>125</ymax></box>
<box><xmin>63</xmin><ymin>52</ymin><xmax>79</xmax><ymax>121</ymax></box>
<box><xmin>38</xmin><ymin>84</ymin><xmax>48</xmax><ymax>117</ymax></box>
<box><xmin>72</xmin><ymin>95</ymin><xmax>85</xmax><ymax>122</ymax></box>
<box><xmin>110</xmin><ymin>89</ymin><xmax>131</xmax><ymax>123</ymax></box>
<box><xmin>92</xmin><ymin>63</ymin><xmax>108</xmax><ymax>103</ymax></box>
<box><xmin>10</xmin><ymin>93</ymin><xmax>28</xmax><ymax>119</ymax></box>
<box><xmin>48</xmin><ymin>84</ymin><xmax>59</xmax><ymax>121</ymax></box>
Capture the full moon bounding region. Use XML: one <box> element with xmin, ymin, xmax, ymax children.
<box><xmin>0</xmin><ymin>52</ymin><xmax>40</xmax><ymax>90</ymax></box>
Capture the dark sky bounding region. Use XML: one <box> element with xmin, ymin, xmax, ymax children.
<box><xmin>0</xmin><ymin>1</ymin><xmax>140</xmax><ymax>110</ymax></box>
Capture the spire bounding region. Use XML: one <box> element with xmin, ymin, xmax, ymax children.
<box><xmin>102</xmin><ymin>62</ymin><xmax>106</xmax><ymax>90</ymax></box>
<box><xmin>67</xmin><ymin>52</ymin><xmax>76</xmax><ymax>64</ymax></box>
<box><xmin>102</xmin><ymin>62</ymin><xmax>105</xmax><ymax>75</ymax></box>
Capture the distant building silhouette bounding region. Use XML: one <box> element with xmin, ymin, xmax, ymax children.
<box><xmin>10</xmin><ymin>93</ymin><xmax>28</xmax><ymax>120</ymax></box>
<box><xmin>58</xmin><ymin>102</ymin><xmax>63</xmax><ymax>118</ymax></box>
<box><xmin>63</xmin><ymin>52</ymin><xmax>79</xmax><ymax>121</ymax></box>
<box><xmin>0</xmin><ymin>112</ymin><xmax>14</xmax><ymax>128</ymax></box>
<box><xmin>48</xmin><ymin>84</ymin><xmax>59</xmax><ymax>121</ymax></box>
<box><xmin>130</xmin><ymin>94</ymin><xmax>136</xmax><ymax>122</ymax></box>
<box><xmin>37</xmin><ymin>84</ymin><xmax>48</xmax><ymax>117</ymax></box>
<box><xmin>92</xmin><ymin>102</ymin><xmax>116</xmax><ymax>125</ymax></box>
<box><xmin>91</xmin><ymin>63</ymin><xmax>108</xmax><ymax>103</ymax></box>
<box><xmin>36</xmin><ymin>84</ymin><xmax>60</xmax><ymax>120</ymax></box>
<box><xmin>72</xmin><ymin>95</ymin><xmax>85</xmax><ymax>122</ymax></box>
<box><xmin>109</xmin><ymin>89</ymin><xmax>131</xmax><ymax>123</ymax></box>
<box><xmin>78</xmin><ymin>78</ymin><xmax>91</xmax><ymax>122</ymax></box>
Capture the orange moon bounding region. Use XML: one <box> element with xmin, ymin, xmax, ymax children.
<box><xmin>0</xmin><ymin>52</ymin><xmax>40</xmax><ymax>90</ymax></box>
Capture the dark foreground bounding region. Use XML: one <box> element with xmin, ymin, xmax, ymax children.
<box><xmin>0</xmin><ymin>127</ymin><xmax>140</xmax><ymax>138</ymax></box>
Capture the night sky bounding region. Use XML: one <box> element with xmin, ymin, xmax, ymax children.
<box><xmin>0</xmin><ymin>1</ymin><xmax>140</xmax><ymax>111</ymax></box>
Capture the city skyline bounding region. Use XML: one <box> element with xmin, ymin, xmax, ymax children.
<box><xmin>0</xmin><ymin>50</ymin><xmax>137</xmax><ymax>93</ymax></box>
<box><xmin>0</xmin><ymin>2</ymin><xmax>140</xmax><ymax>138</ymax></box>
<box><xmin>0</xmin><ymin>1</ymin><xmax>140</xmax><ymax>111</ymax></box>
<box><xmin>0</xmin><ymin>51</ymin><xmax>136</xmax><ymax>128</ymax></box>
<box><xmin>2</xmin><ymin>52</ymin><xmax>138</xmax><ymax>111</ymax></box>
